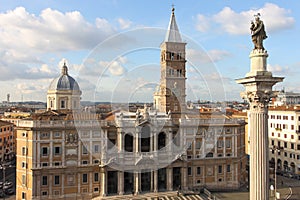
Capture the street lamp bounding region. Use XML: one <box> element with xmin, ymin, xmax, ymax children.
<box><xmin>270</xmin><ymin>145</ymin><xmax>284</xmax><ymax>200</ymax></box>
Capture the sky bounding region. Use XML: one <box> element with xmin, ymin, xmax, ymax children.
<box><xmin>0</xmin><ymin>0</ymin><xmax>299</xmax><ymax>103</ymax></box>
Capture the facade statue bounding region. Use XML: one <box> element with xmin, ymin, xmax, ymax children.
<box><xmin>250</xmin><ymin>13</ymin><xmax>267</xmax><ymax>50</ymax></box>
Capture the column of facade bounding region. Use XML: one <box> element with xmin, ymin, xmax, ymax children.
<box><xmin>100</xmin><ymin>168</ymin><xmax>106</xmax><ymax>196</ymax></box>
<box><xmin>62</xmin><ymin>174</ymin><xmax>65</xmax><ymax>195</ymax></box>
<box><xmin>182</xmin><ymin>167</ymin><xmax>187</xmax><ymax>190</ymax></box>
<box><xmin>89</xmin><ymin>172</ymin><xmax>92</xmax><ymax>193</ymax></box>
<box><xmin>49</xmin><ymin>132</ymin><xmax>53</xmax><ymax>166</ymax></box>
<box><xmin>153</xmin><ymin>170</ymin><xmax>158</xmax><ymax>192</ymax></box>
<box><xmin>118</xmin><ymin>171</ymin><xmax>124</xmax><ymax>195</ymax></box>
<box><xmin>62</xmin><ymin>131</ymin><xmax>65</xmax><ymax>166</ymax></box>
<box><xmin>166</xmin><ymin>167</ymin><xmax>173</xmax><ymax>191</ymax></box>
<box><xmin>134</xmin><ymin>172</ymin><xmax>139</xmax><ymax>195</ymax></box>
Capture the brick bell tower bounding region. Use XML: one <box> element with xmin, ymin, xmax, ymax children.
<box><xmin>154</xmin><ymin>7</ymin><xmax>187</xmax><ymax>117</ymax></box>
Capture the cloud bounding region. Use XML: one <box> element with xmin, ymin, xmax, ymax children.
<box><xmin>0</xmin><ymin>7</ymin><xmax>117</xmax><ymax>53</ymax></box>
<box><xmin>187</xmin><ymin>48</ymin><xmax>230</xmax><ymax>64</ymax></box>
<box><xmin>195</xmin><ymin>3</ymin><xmax>295</xmax><ymax>35</ymax></box>
<box><xmin>195</xmin><ymin>14</ymin><xmax>210</xmax><ymax>32</ymax></box>
<box><xmin>267</xmin><ymin>64</ymin><xmax>289</xmax><ymax>74</ymax></box>
<box><xmin>117</xmin><ymin>18</ymin><xmax>132</xmax><ymax>30</ymax></box>
<box><xmin>99</xmin><ymin>56</ymin><xmax>127</xmax><ymax>76</ymax></box>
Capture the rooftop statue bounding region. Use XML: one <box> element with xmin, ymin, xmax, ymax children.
<box><xmin>250</xmin><ymin>13</ymin><xmax>267</xmax><ymax>50</ymax></box>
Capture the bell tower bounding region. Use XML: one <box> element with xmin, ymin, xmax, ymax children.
<box><xmin>154</xmin><ymin>7</ymin><xmax>186</xmax><ymax>116</ymax></box>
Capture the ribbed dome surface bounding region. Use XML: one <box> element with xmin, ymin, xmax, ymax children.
<box><xmin>48</xmin><ymin>64</ymin><xmax>80</xmax><ymax>91</ymax></box>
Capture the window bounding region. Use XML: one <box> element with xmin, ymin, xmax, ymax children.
<box><xmin>218</xmin><ymin>165</ymin><xmax>223</xmax><ymax>173</ymax></box>
<box><xmin>82</xmin><ymin>145</ymin><xmax>88</xmax><ymax>154</ymax></box>
<box><xmin>54</xmin><ymin>162</ymin><xmax>60</xmax><ymax>166</ymax></box>
<box><xmin>227</xmin><ymin>165</ymin><xmax>231</xmax><ymax>172</ymax></box>
<box><xmin>271</xmin><ymin>140</ymin><xmax>274</xmax><ymax>146</ymax></box>
<box><xmin>22</xmin><ymin>192</ymin><xmax>26</xmax><ymax>200</ymax></box>
<box><xmin>42</xmin><ymin>147</ymin><xmax>48</xmax><ymax>156</ymax></box>
<box><xmin>94</xmin><ymin>145</ymin><xmax>99</xmax><ymax>153</ymax></box>
<box><xmin>54</xmin><ymin>132</ymin><xmax>61</xmax><ymax>138</ymax></box>
<box><xmin>22</xmin><ymin>162</ymin><xmax>27</xmax><ymax>169</ymax></box>
<box><xmin>188</xmin><ymin>167</ymin><xmax>192</xmax><ymax>176</ymax></box>
<box><xmin>22</xmin><ymin>132</ymin><xmax>27</xmax><ymax>137</ymax></box>
<box><xmin>217</xmin><ymin>140</ymin><xmax>223</xmax><ymax>148</ymax></box>
<box><xmin>22</xmin><ymin>175</ymin><xmax>26</xmax><ymax>185</ymax></box>
<box><xmin>42</xmin><ymin>191</ymin><xmax>48</xmax><ymax>196</ymax></box>
<box><xmin>82</xmin><ymin>160</ymin><xmax>88</xmax><ymax>165</ymax></box>
<box><xmin>61</xmin><ymin>100</ymin><xmax>65</xmax><ymax>108</ymax></box>
<box><xmin>94</xmin><ymin>173</ymin><xmax>99</xmax><ymax>182</ymax></box>
<box><xmin>83</xmin><ymin>173</ymin><xmax>88</xmax><ymax>183</ymax></box>
<box><xmin>284</xmin><ymin>134</ymin><xmax>287</xmax><ymax>139</ymax></box>
<box><xmin>291</xmin><ymin>125</ymin><xmax>294</xmax><ymax>130</ymax></box>
<box><xmin>196</xmin><ymin>141</ymin><xmax>201</xmax><ymax>149</ymax></box>
<box><xmin>291</xmin><ymin>143</ymin><xmax>295</xmax><ymax>149</ymax></box>
<box><xmin>54</xmin><ymin>146</ymin><xmax>61</xmax><ymax>155</ymax></box>
<box><xmin>54</xmin><ymin>175</ymin><xmax>60</xmax><ymax>185</ymax></box>
<box><xmin>42</xmin><ymin>162</ymin><xmax>48</xmax><ymax>167</ymax></box>
<box><xmin>42</xmin><ymin>176</ymin><xmax>48</xmax><ymax>186</ymax></box>
<box><xmin>226</xmin><ymin>140</ymin><xmax>231</xmax><ymax>148</ymax></box>
<box><xmin>22</xmin><ymin>147</ymin><xmax>27</xmax><ymax>156</ymax></box>
<box><xmin>41</xmin><ymin>132</ymin><xmax>49</xmax><ymax>138</ymax></box>
<box><xmin>291</xmin><ymin>135</ymin><xmax>294</xmax><ymax>139</ymax></box>
<box><xmin>197</xmin><ymin>167</ymin><xmax>201</xmax><ymax>175</ymax></box>
<box><xmin>284</xmin><ymin>152</ymin><xmax>287</xmax><ymax>157</ymax></box>
<box><xmin>284</xmin><ymin>142</ymin><xmax>287</xmax><ymax>148</ymax></box>
<box><xmin>94</xmin><ymin>187</ymin><xmax>99</xmax><ymax>192</ymax></box>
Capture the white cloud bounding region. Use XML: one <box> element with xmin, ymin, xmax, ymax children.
<box><xmin>195</xmin><ymin>14</ymin><xmax>210</xmax><ymax>32</ymax></box>
<box><xmin>99</xmin><ymin>56</ymin><xmax>127</xmax><ymax>76</ymax></box>
<box><xmin>187</xmin><ymin>48</ymin><xmax>230</xmax><ymax>64</ymax></box>
<box><xmin>267</xmin><ymin>64</ymin><xmax>289</xmax><ymax>74</ymax></box>
<box><xmin>195</xmin><ymin>3</ymin><xmax>295</xmax><ymax>35</ymax></box>
<box><xmin>117</xmin><ymin>18</ymin><xmax>132</xmax><ymax>30</ymax></box>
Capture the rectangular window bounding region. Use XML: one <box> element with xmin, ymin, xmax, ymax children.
<box><xmin>22</xmin><ymin>192</ymin><xmax>26</xmax><ymax>200</ymax></box>
<box><xmin>22</xmin><ymin>162</ymin><xmax>27</xmax><ymax>169</ymax></box>
<box><xmin>291</xmin><ymin>116</ymin><xmax>294</xmax><ymax>120</ymax></box>
<box><xmin>54</xmin><ymin>132</ymin><xmax>61</xmax><ymax>138</ymax></box>
<box><xmin>42</xmin><ymin>191</ymin><xmax>47</xmax><ymax>196</ymax></box>
<box><xmin>42</xmin><ymin>176</ymin><xmax>48</xmax><ymax>186</ymax></box>
<box><xmin>196</xmin><ymin>141</ymin><xmax>201</xmax><ymax>149</ymax></box>
<box><xmin>284</xmin><ymin>142</ymin><xmax>287</xmax><ymax>148</ymax></box>
<box><xmin>22</xmin><ymin>147</ymin><xmax>27</xmax><ymax>156</ymax></box>
<box><xmin>42</xmin><ymin>147</ymin><xmax>48</xmax><ymax>156</ymax></box>
<box><xmin>83</xmin><ymin>173</ymin><xmax>88</xmax><ymax>183</ymax></box>
<box><xmin>217</xmin><ymin>140</ymin><xmax>223</xmax><ymax>148</ymax></box>
<box><xmin>61</xmin><ymin>100</ymin><xmax>65</xmax><ymax>108</ymax></box>
<box><xmin>82</xmin><ymin>145</ymin><xmax>88</xmax><ymax>154</ymax></box>
<box><xmin>218</xmin><ymin>165</ymin><xmax>223</xmax><ymax>173</ymax></box>
<box><xmin>82</xmin><ymin>160</ymin><xmax>88</xmax><ymax>165</ymax></box>
<box><xmin>22</xmin><ymin>175</ymin><xmax>26</xmax><ymax>185</ymax></box>
<box><xmin>197</xmin><ymin>167</ymin><xmax>201</xmax><ymax>175</ymax></box>
<box><xmin>94</xmin><ymin>173</ymin><xmax>99</xmax><ymax>182</ymax></box>
<box><xmin>188</xmin><ymin>167</ymin><xmax>192</xmax><ymax>176</ymax></box>
<box><xmin>227</xmin><ymin>165</ymin><xmax>231</xmax><ymax>172</ymax></box>
<box><xmin>54</xmin><ymin>146</ymin><xmax>61</xmax><ymax>155</ymax></box>
<box><xmin>54</xmin><ymin>175</ymin><xmax>60</xmax><ymax>185</ymax></box>
<box><xmin>94</xmin><ymin>145</ymin><xmax>99</xmax><ymax>153</ymax></box>
<box><xmin>291</xmin><ymin>135</ymin><xmax>294</xmax><ymax>139</ymax></box>
<box><xmin>271</xmin><ymin>140</ymin><xmax>274</xmax><ymax>146</ymax></box>
<box><xmin>42</xmin><ymin>162</ymin><xmax>48</xmax><ymax>167</ymax></box>
<box><xmin>291</xmin><ymin>125</ymin><xmax>294</xmax><ymax>130</ymax></box>
<box><xmin>226</xmin><ymin>140</ymin><xmax>231</xmax><ymax>148</ymax></box>
<box><xmin>94</xmin><ymin>187</ymin><xmax>99</xmax><ymax>192</ymax></box>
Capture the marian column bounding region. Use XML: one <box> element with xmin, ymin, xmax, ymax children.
<box><xmin>236</xmin><ymin>14</ymin><xmax>284</xmax><ymax>200</ymax></box>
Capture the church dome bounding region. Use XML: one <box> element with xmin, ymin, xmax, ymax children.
<box><xmin>48</xmin><ymin>63</ymin><xmax>80</xmax><ymax>91</ymax></box>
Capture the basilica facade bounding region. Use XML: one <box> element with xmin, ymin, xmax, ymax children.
<box><xmin>16</xmin><ymin>9</ymin><xmax>247</xmax><ymax>200</ymax></box>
